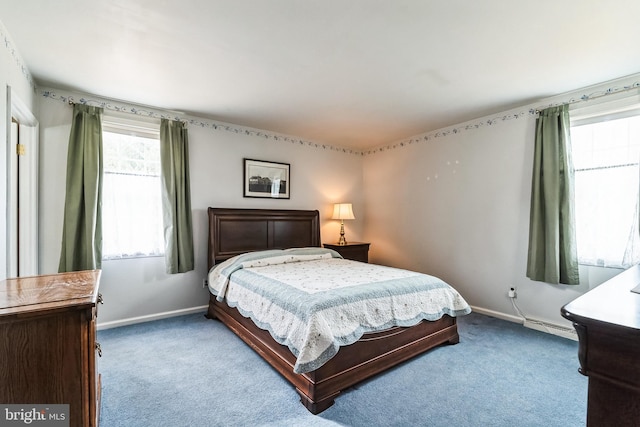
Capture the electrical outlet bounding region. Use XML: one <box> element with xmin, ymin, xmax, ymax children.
<box><xmin>508</xmin><ymin>287</ymin><xmax>517</xmax><ymax>298</ymax></box>
<box><xmin>202</xmin><ymin>278</ymin><xmax>208</xmax><ymax>288</ymax></box>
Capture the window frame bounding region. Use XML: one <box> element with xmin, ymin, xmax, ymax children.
<box><xmin>101</xmin><ymin>114</ymin><xmax>164</xmax><ymax>260</ymax></box>
<box><xmin>569</xmin><ymin>93</ymin><xmax>640</xmax><ymax>268</ymax></box>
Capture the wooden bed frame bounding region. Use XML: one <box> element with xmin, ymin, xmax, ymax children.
<box><xmin>206</xmin><ymin>207</ymin><xmax>460</xmax><ymax>414</ymax></box>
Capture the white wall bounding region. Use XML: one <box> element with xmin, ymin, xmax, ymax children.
<box><xmin>0</xmin><ymin>21</ymin><xmax>38</xmax><ymax>280</ymax></box>
<box><xmin>37</xmin><ymin>89</ymin><xmax>365</xmax><ymax>326</ymax></box>
<box><xmin>363</xmin><ymin>74</ymin><xmax>640</xmax><ymax>329</ymax></box>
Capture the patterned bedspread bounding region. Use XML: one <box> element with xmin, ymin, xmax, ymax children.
<box><xmin>208</xmin><ymin>247</ymin><xmax>471</xmax><ymax>373</ymax></box>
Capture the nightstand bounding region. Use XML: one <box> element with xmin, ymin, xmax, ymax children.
<box><xmin>324</xmin><ymin>242</ymin><xmax>370</xmax><ymax>263</ymax></box>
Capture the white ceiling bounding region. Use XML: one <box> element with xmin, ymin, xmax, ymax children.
<box><xmin>1</xmin><ymin>0</ymin><xmax>640</xmax><ymax>150</ymax></box>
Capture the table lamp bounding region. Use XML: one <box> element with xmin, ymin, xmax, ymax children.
<box><xmin>332</xmin><ymin>203</ymin><xmax>355</xmax><ymax>245</ymax></box>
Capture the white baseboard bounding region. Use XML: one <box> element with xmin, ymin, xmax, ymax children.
<box><xmin>469</xmin><ymin>305</ymin><xmax>577</xmax><ymax>341</ymax></box>
<box><xmin>97</xmin><ymin>305</ymin><xmax>208</xmax><ymax>330</ymax></box>
<box><xmin>470</xmin><ymin>305</ymin><xmax>523</xmax><ymax>324</ymax></box>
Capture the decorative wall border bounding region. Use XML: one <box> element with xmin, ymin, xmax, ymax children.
<box><xmin>529</xmin><ymin>81</ymin><xmax>640</xmax><ymax>114</ymax></box>
<box><xmin>40</xmin><ymin>89</ymin><xmax>364</xmax><ymax>156</ymax></box>
<box><xmin>365</xmin><ymin>79</ymin><xmax>640</xmax><ymax>155</ymax></box>
<box><xmin>363</xmin><ymin>110</ymin><xmax>531</xmax><ymax>155</ymax></box>
<box><xmin>0</xmin><ymin>20</ymin><xmax>36</xmax><ymax>90</ymax></box>
<box><xmin>37</xmin><ymin>79</ymin><xmax>640</xmax><ymax>158</ymax></box>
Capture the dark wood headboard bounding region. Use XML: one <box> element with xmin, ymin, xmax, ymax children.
<box><xmin>207</xmin><ymin>208</ymin><xmax>321</xmax><ymax>270</ymax></box>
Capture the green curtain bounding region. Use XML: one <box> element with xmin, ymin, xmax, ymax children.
<box><xmin>526</xmin><ymin>104</ymin><xmax>579</xmax><ymax>285</ymax></box>
<box><xmin>160</xmin><ymin>119</ymin><xmax>194</xmax><ymax>273</ymax></box>
<box><xmin>58</xmin><ymin>104</ymin><xmax>104</xmax><ymax>272</ymax></box>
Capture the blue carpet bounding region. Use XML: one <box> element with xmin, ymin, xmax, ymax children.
<box><xmin>98</xmin><ymin>312</ymin><xmax>587</xmax><ymax>426</ymax></box>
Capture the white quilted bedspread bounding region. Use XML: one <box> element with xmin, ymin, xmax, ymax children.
<box><xmin>208</xmin><ymin>248</ymin><xmax>471</xmax><ymax>373</ymax></box>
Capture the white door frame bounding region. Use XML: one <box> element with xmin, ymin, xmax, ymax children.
<box><xmin>7</xmin><ymin>86</ymin><xmax>39</xmax><ymax>277</ymax></box>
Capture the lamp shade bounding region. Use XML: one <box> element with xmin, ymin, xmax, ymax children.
<box><xmin>332</xmin><ymin>203</ymin><xmax>355</xmax><ymax>220</ymax></box>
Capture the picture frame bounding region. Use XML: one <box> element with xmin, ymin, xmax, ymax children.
<box><xmin>243</xmin><ymin>159</ymin><xmax>290</xmax><ymax>199</ymax></box>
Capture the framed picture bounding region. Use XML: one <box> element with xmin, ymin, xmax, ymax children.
<box><xmin>243</xmin><ymin>159</ymin><xmax>290</xmax><ymax>199</ymax></box>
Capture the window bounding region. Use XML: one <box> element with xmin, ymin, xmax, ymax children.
<box><xmin>102</xmin><ymin>117</ymin><xmax>164</xmax><ymax>259</ymax></box>
<box><xmin>571</xmin><ymin>100</ymin><xmax>640</xmax><ymax>268</ymax></box>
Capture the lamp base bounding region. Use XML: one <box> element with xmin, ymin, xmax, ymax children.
<box><xmin>337</xmin><ymin>221</ymin><xmax>347</xmax><ymax>245</ymax></box>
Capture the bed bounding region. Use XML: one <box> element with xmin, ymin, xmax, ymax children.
<box><xmin>206</xmin><ymin>207</ymin><xmax>470</xmax><ymax>414</ymax></box>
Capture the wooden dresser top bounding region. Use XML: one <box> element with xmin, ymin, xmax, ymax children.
<box><xmin>0</xmin><ymin>270</ymin><xmax>101</xmax><ymax>316</ymax></box>
<box><xmin>562</xmin><ymin>264</ymin><xmax>640</xmax><ymax>331</ymax></box>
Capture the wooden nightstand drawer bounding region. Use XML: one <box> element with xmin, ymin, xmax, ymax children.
<box><xmin>324</xmin><ymin>242</ymin><xmax>370</xmax><ymax>263</ymax></box>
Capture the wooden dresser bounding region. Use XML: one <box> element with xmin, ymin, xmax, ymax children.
<box><xmin>0</xmin><ymin>270</ymin><xmax>102</xmax><ymax>427</ymax></box>
<box><xmin>561</xmin><ymin>265</ymin><xmax>640</xmax><ymax>427</ymax></box>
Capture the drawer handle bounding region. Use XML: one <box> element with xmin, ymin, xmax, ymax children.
<box><xmin>97</xmin><ymin>293</ymin><xmax>104</xmax><ymax>304</ymax></box>
<box><xmin>95</xmin><ymin>342</ymin><xmax>102</xmax><ymax>358</ymax></box>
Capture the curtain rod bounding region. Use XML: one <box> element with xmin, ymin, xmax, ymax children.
<box><xmin>532</xmin><ymin>81</ymin><xmax>640</xmax><ymax>114</ymax></box>
<box><xmin>65</xmin><ymin>98</ymin><xmax>188</xmax><ymax>125</ymax></box>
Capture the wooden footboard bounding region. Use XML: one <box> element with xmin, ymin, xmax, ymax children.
<box><xmin>206</xmin><ymin>294</ymin><xmax>459</xmax><ymax>414</ymax></box>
